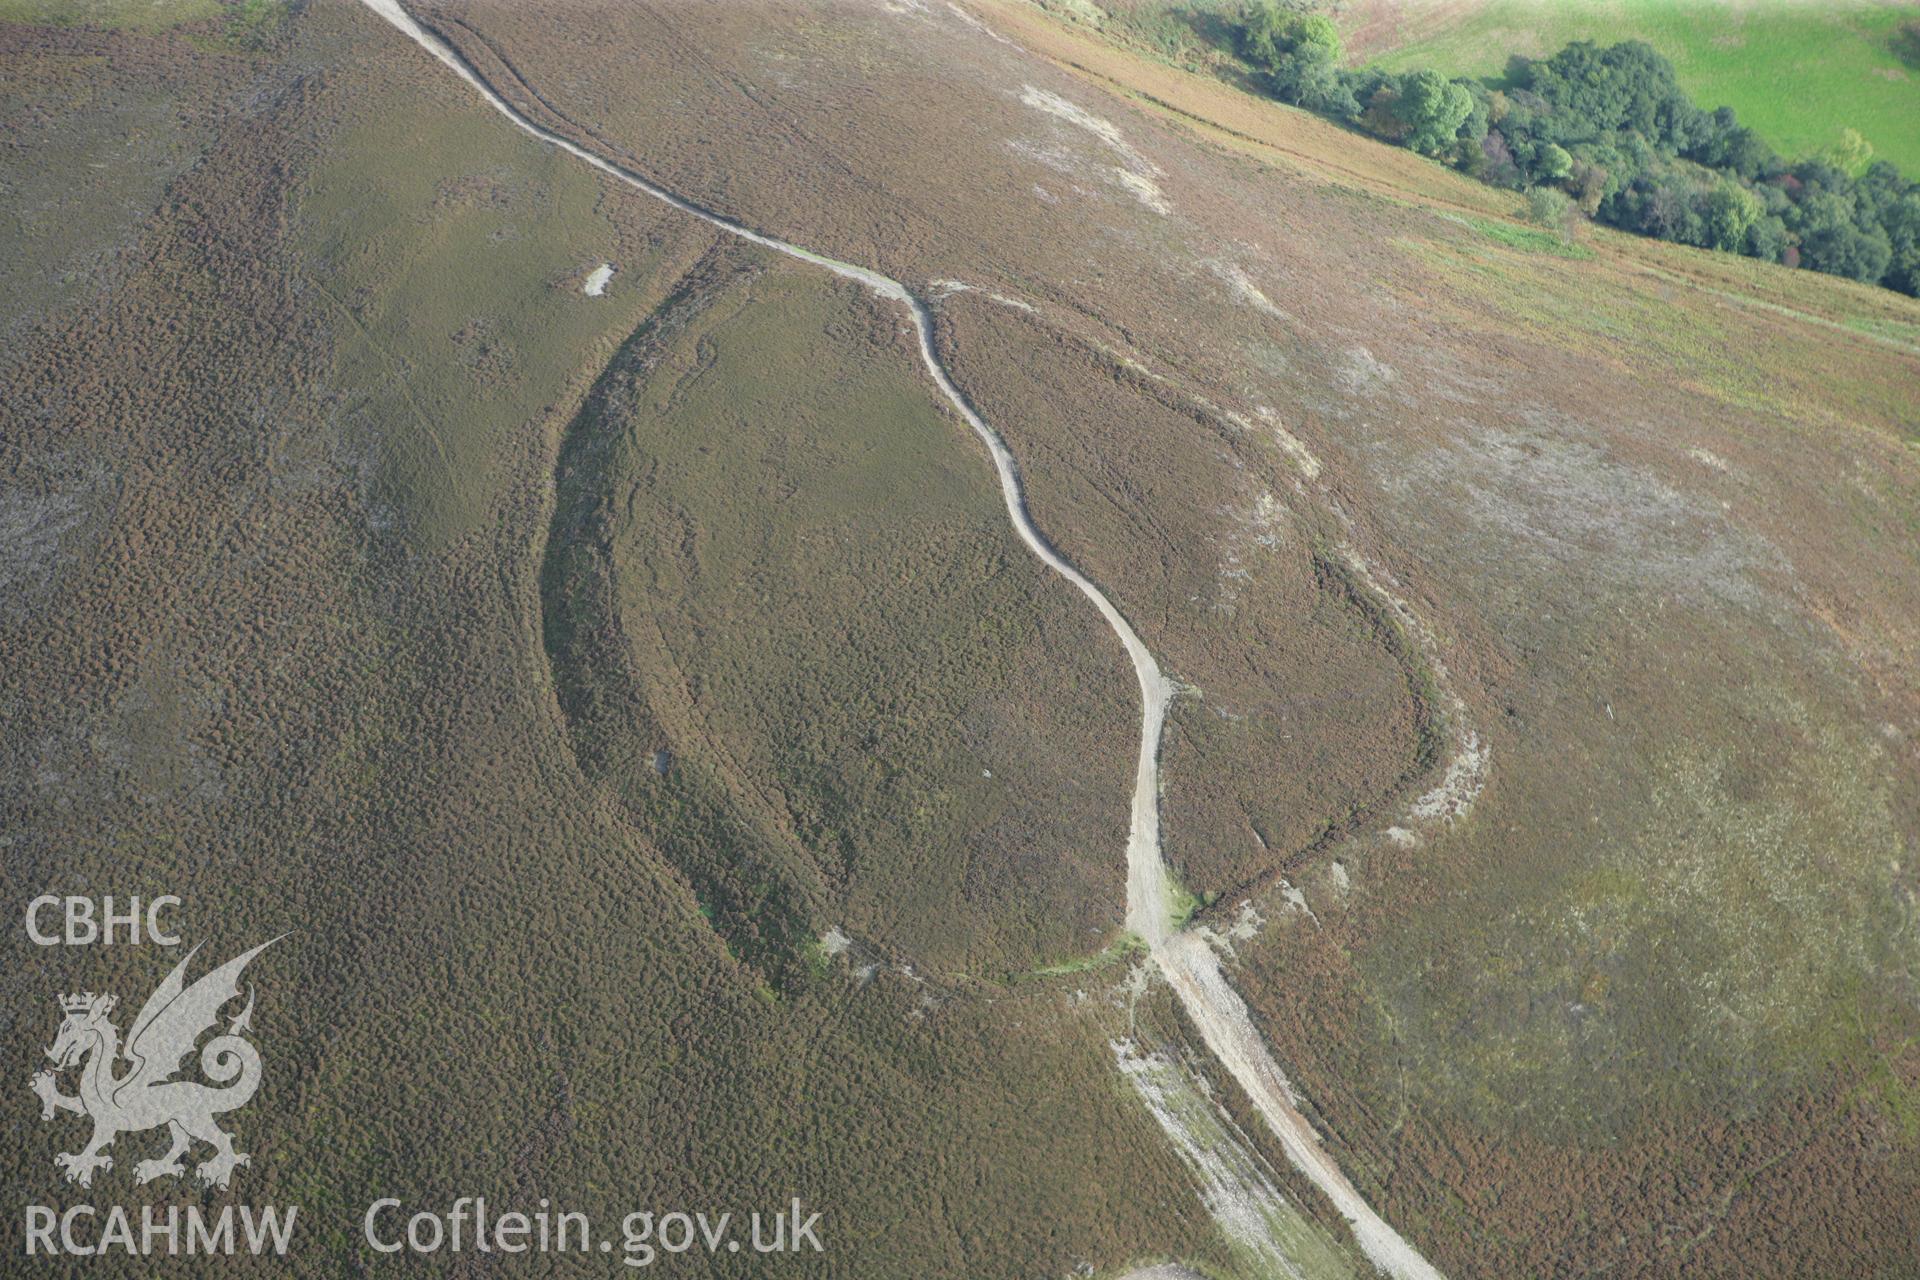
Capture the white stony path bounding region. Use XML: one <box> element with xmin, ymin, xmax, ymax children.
<box><xmin>355</xmin><ymin>5</ymin><xmax>1444</xmax><ymax>1275</ymax></box>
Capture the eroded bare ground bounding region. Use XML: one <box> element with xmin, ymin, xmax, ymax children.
<box><xmin>390</xmin><ymin>0</ymin><xmax>1920</xmax><ymax>1273</ymax></box>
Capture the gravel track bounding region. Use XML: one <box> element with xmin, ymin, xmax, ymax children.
<box><xmin>355</xmin><ymin>4</ymin><xmax>1445</xmax><ymax>1275</ymax></box>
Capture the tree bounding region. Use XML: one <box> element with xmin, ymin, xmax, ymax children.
<box><xmin>1238</xmin><ymin>5</ymin><xmax>1359</xmax><ymax>117</ymax></box>
<box><xmin>1229</xmin><ymin>17</ymin><xmax>1917</xmax><ymax>295</ymax></box>
<box><xmin>1880</xmin><ymin>191</ymin><xmax>1920</xmax><ymax>295</ymax></box>
<box><xmin>1700</xmin><ymin>181</ymin><xmax>1762</xmax><ymax>252</ymax></box>
<box><xmin>1723</xmin><ymin>127</ymin><xmax>1782</xmax><ymax>182</ymax></box>
<box><xmin>1857</xmin><ymin>160</ymin><xmax>1914</xmax><ymax>220</ymax></box>
<box><xmin>1568</xmin><ymin>159</ymin><xmax>1610</xmax><ymax>214</ymax></box>
<box><xmin>1285</xmin><ymin>57</ymin><xmax>1362</xmax><ymax>117</ymax></box>
<box><xmin>1748</xmin><ymin>214</ymin><xmax>1790</xmax><ymax>263</ymax></box>
<box><xmin>1895</xmin><ymin>20</ymin><xmax>1920</xmax><ymax>69</ymax></box>
<box><xmin>1823</xmin><ymin>127</ymin><xmax>1875</xmax><ymax>178</ymax></box>
<box><xmin>1393</xmin><ymin>69</ymin><xmax>1474</xmax><ymax>156</ymax></box>
<box><xmin>1526</xmin><ymin>187</ymin><xmax>1575</xmax><ymax>240</ymax></box>
<box><xmin>1627</xmin><ymin>174</ymin><xmax>1704</xmax><ymax>244</ymax></box>
<box><xmin>1799</xmin><ymin>222</ymin><xmax>1892</xmax><ymax>282</ymax></box>
<box><xmin>1521</xmin><ymin>40</ymin><xmax>1691</xmax><ymax>145</ymax></box>
<box><xmin>1475</xmin><ymin>129</ymin><xmax>1523</xmax><ymax>187</ymax></box>
<box><xmin>1237</xmin><ymin>1</ymin><xmax>1290</xmax><ymax>71</ymax></box>
<box><xmin>1688</xmin><ymin>107</ymin><xmax>1780</xmax><ymax>181</ymax></box>
<box><xmin>1284</xmin><ymin>12</ymin><xmax>1341</xmax><ymax>60</ymax></box>
<box><xmin>1537</xmin><ymin>142</ymin><xmax>1574</xmax><ymax>183</ymax></box>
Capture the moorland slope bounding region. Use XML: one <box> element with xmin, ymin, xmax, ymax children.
<box><xmin>3</xmin><ymin>1</ymin><xmax>1917</xmax><ymax>1277</ymax></box>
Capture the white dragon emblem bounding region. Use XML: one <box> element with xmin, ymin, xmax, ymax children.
<box><xmin>30</xmin><ymin>939</ymin><xmax>279</xmax><ymax>1190</ymax></box>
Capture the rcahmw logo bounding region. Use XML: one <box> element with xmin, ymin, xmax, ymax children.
<box><xmin>23</xmin><ymin>897</ymin><xmax>298</xmax><ymax>1258</ymax></box>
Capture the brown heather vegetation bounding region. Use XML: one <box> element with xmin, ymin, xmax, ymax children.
<box><xmin>5</xmin><ymin>0</ymin><xmax>1920</xmax><ymax>1276</ymax></box>
<box><xmin>931</xmin><ymin>289</ymin><xmax>1428</xmax><ymax>900</ymax></box>
<box><xmin>399</xmin><ymin>0</ymin><xmax>1920</xmax><ymax>1273</ymax></box>
<box><xmin>540</xmin><ymin>244</ymin><xmax>1140</xmax><ymax>979</ymax></box>
<box><xmin>0</xmin><ymin>5</ymin><xmax>1215</xmax><ymax>1275</ymax></box>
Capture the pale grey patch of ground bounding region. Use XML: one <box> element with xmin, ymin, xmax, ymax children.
<box><xmin>1203</xmin><ymin>259</ymin><xmax>1292</xmax><ymax>322</ymax></box>
<box><xmin>1334</xmin><ymin>346</ymin><xmax>1395</xmax><ymax>397</ymax></box>
<box><xmin>1256</xmin><ymin>406</ymin><xmax>1322</xmax><ymax>480</ymax></box>
<box><xmin>926</xmin><ymin>276</ymin><xmax>1035</xmax><ymax>312</ymax></box>
<box><xmin>946</xmin><ymin>1</ymin><xmax>1022</xmax><ymax>48</ymax></box>
<box><xmin>1114</xmin><ymin>1038</ymin><xmax>1355</xmax><ymax>1280</ymax></box>
<box><xmin>1311</xmin><ymin>478</ymin><xmax>1489</xmax><ymax>831</ymax></box>
<box><xmin>1196</xmin><ymin>900</ymin><xmax>1263</xmax><ymax>956</ymax></box>
<box><xmin>1273</xmin><ymin>880</ymin><xmax>1320</xmax><ymax>928</ymax></box>
<box><xmin>1018</xmin><ymin>85</ymin><xmax>1171</xmax><ymax>214</ymax></box>
<box><xmin>0</xmin><ymin>486</ymin><xmax>88</xmax><ymax>599</ymax></box>
<box><xmin>1378</xmin><ymin>421</ymin><xmax>1774</xmax><ymax>607</ymax></box>
<box><xmin>94</xmin><ymin>671</ymin><xmax>227</xmax><ymax>808</ymax></box>
<box><xmin>1213</xmin><ymin>489</ymin><xmax>1291</xmax><ymax>613</ymax></box>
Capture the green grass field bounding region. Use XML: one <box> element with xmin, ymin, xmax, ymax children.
<box><xmin>1356</xmin><ymin>0</ymin><xmax>1920</xmax><ymax>174</ymax></box>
